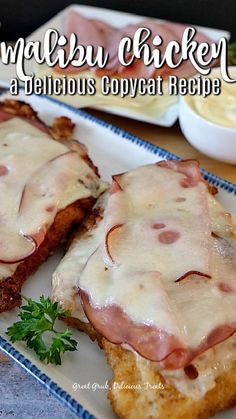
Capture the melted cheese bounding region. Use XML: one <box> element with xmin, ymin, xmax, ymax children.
<box><xmin>0</xmin><ymin>117</ymin><xmax>105</xmax><ymax>279</ymax></box>
<box><xmin>52</xmin><ymin>192</ymin><xmax>108</xmax><ymax>320</ymax></box>
<box><xmin>79</xmin><ymin>164</ymin><xmax>236</xmax><ymax>348</ymax></box>
<box><xmin>52</xmin><ymin>168</ymin><xmax>236</xmax><ymax>398</ymax></box>
<box><xmin>104</xmin><ymin>165</ymin><xmax>211</xmax><ymax>279</ymax></box>
<box><xmin>159</xmin><ymin>332</ymin><xmax>236</xmax><ymax>400</ymax></box>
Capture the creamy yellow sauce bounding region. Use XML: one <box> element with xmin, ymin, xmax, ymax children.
<box><xmin>187</xmin><ymin>69</ymin><xmax>236</xmax><ymax>129</ymax></box>
<box><xmin>35</xmin><ymin>64</ymin><xmax>177</xmax><ymax>120</ymax></box>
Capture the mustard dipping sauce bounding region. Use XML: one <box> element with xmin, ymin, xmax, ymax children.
<box><xmin>186</xmin><ymin>68</ymin><xmax>236</xmax><ymax>129</ymax></box>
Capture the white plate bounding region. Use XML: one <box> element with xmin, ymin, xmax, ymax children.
<box><xmin>0</xmin><ymin>88</ymin><xmax>236</xmax><ymax>419</ymax></box>
<box><xmin>0</xmin><ymin>4</ymin><xmax>230</xmax><ymax>127</ymax></box>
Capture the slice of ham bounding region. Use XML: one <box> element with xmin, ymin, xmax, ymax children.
<box><xmin>103</xmin><ymin>161</ymin><xmax>211</xmax><ymax>283</ymax></box>
<box><xmin>0</xmin><ymin>100</ymin><xmax>96</xmax><ymax>169</ymax></box>
<box><xmin>0</xmin><ymin>110</ymin><xmax>13</xmax><ymax>123</ymax></box>
<box><xmin>16</xmin><ymin>146</ymin><xmax>101</xmax><ymax>247</ymax></box>
<box><xmin>54</xmin><ymin>10</ymin><xmax>116</xmax><ymax>74</ymax></box>
<box><xmin>79</xmin><ymin>233</ymin><xmax>236</xmax><ymax>369</ymax></box>
<box><xmin>0</xmin><ymin>149</ymin><xmax>79</xmax><ymax>263</ymax></box>
<box><xmin>94</xmin><ymin>19</ymin><xmax>213</xmax><ymax>79</ymax></box>
<box><xmin>17</xmin><ymin>151</ymin><xmax>80</xmax><ymax>249</ymax></box>
<box><xmin>55</xmin><ymin>10</ymin><xmax>101</xmax><ymax>74</ymax></box>
<box><xmin>157</xmin><ymin>159</ymin><xmax>202</xmax><ymax>187</ymax></box>
<box><xmin>115</xmin><ymin>20</ymin><xmax>181</xmax><ymax>79</ymax></box>
<box><xmin>154</xmin><ymin>22</ymin><xmax>215</xmax><ymax>79</ymax></box>
<box><xmin>95</xmin><ymin>20</ymin><xmax>171</xmax><ymax>78</ymax></box>
<box><xmin>56</xmin><ymin>12</ymin><xmax>215</xmax><ymax>78</ymax></box>
<box><xmin>80</xmin><ymin>289</ymin><xmax>236</xmax><ymax>369</ymax></box>
<box><xmin>0</xmin><ymin>100</ymin><xmax>102</xmax><ymax>267</ymax></box>
<box><xmin>96</xmin><ymin>22</ymin><xmax>154</xmax><ymax>77</ymax></box>
<box><xmin>78</xmin><ymin>160</ymin><xmax>236</xmax><ymax>369</ymax></box>
<box><xmin>0</xmin><ymin>231</ymin><xmax>37</xmax><ymax>264</ymax></box>
<box><xmin>80</xmin><ymin>289</ymin><xmax>190</xmax><ymax>368</ymax></box>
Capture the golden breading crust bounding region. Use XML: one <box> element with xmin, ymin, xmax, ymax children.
<box><xmin>56</xmin><ymin>170</ymin><xmax>236</xmax><ymax>419</ymax></box>
<box><xmin>102</xmin><ymin>340</ymin><xmax>236</xmax><ymax>419</ymax></box>
<box><xmin>0</xmin><ymin>99</ymin><xmax>99</xmax><ymax>312</ymax></box>
<box><xmin>64</xmin><ymin>315</ymin><xmax>236</xmax><ymax>419</ymax></box>
<box><xmin>59</xmin><ymin>184</ymin><xmax>236</xmax><ymax>419</ymax></box>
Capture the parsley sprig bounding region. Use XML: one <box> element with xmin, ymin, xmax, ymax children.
<box><xmin>6</xmin><ymin>296</ymin><xmax>77</xmax><ymax>365</ymax></box>
<box><xmin>228</xmin><ymin>42</ymin><xmax>236</xmax><ymax>65</ymax></box>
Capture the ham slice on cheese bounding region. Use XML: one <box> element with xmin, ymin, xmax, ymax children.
<box><xmin>55</xmin><ymin>11</ymin><xmax>215</xmax><ymax>79</ymax></box>
<box><xmin>103</xmin><ymin>161</ymin><xmax>211</xmax><ymax>281</ymax></box>
<box><xmin>78</xmin><ymin>160</ymin><xmax>236</xmax><ymax>369</ymax></box>
<box><xmin>0</xmin><ymin>103</ymin><xmax>105</xmax><ymax>276</ymax></box>
<box><xmin>54</xmin><ymin>10</ymin><xmax>116</xmax><ymax>74</ymax></box>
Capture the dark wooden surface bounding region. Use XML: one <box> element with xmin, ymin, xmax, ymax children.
<box><xmin>0</xmin><ymin>354</ymin><xmax>77</xmax><ymax>418</ymax></box>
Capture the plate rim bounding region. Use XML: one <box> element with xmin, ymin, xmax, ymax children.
<box><xmin>0</xmin><ymin>90</ymin><xmax>236</xmax><ymax>419</ymax></box>
<box><xmin>25</xmin><ymin>4</ymin><xmax>230</xmax><ymax>127</ymax></box>
<box><xmin>0</xmin><ymin>336</ymin><xmax>95</xmax><ymax>419</ymax></box>
<box><xmin>36</xmin><ymin>93</ymin><xmax>236</xmax><ymax>195</ymax></box>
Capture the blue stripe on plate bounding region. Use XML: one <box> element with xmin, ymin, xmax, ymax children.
<box><xmin>29</xmin><ymin>93</ymin><xmax>236</xmax><ymax>195</ymax></box>
<box><xmin>0</xmin><ymin>336</ymin><xmax>95</xmax><ymax>419</ymax></box>
<box><xmin>0</xmin><ymin>89</ymin><xmax>236</xmax><ymax>419</ymax></box>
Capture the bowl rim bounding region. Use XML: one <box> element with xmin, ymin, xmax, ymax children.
<box><xmin>179</xmin><ymin>66</ymin><xmax>236</xmax><ymax>134</ymax></box>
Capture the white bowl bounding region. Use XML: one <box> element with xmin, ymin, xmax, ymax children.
<box><xmin>179</xmin><ymin>69</ymin><xmax>236</xmax><ymax>164</ymax></box>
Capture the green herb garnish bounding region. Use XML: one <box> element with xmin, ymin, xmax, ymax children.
<box><xmin>6</xmin><ymin>295</ymin><xmax>77</xmax><ymax>365</ymax></box>
<box><xmin>228</xmin><ymin>42</ymin><xmax>236</xmax><ymax>65</ymax></box>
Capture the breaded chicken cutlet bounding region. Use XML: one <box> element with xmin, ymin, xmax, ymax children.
<box><xmin>52</xmin><ymin>160</ymin><xmax>236</xmax><ymax>419</ymax></box>
<box><xmin>0</xmin><ymin>99</ymin><xmax>106</xmax><ymax>312</ymax></box>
